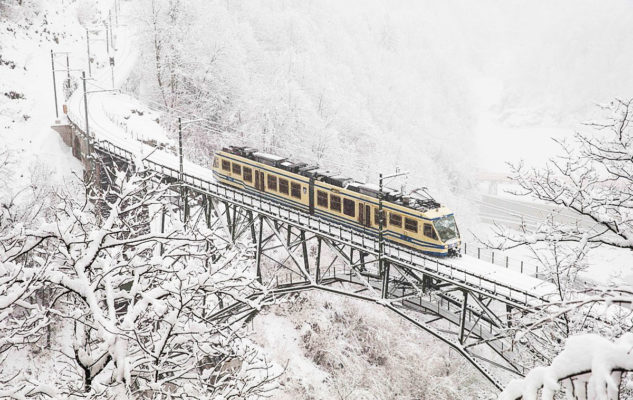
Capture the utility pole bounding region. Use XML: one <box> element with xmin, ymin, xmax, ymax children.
<box><xmin>178</xmin><ymin>117</ymin><xmax>183</xmax><ymax>182</ymax></box>
<box><xmin>82</xmin><ymin>71</ymin><xmax>90</xmax><ymax>137</ymax></box>
<box><xmin>378</xmin><ymin>173</ymin><xmax>384</xmax><ymax>275</ymax></box>
<box><xmin>85</xmin><ymin>28</ymin><xmax>92</xmax><ymax>76</ymax></box>
<box><xmin>50</xmin><ymin>50</ymin><xmax>59</xmax><ymax>118</ymax></box>
<box><xmin>105</xmin><ymin>15</ymin><xmax>115</xmax><ymax>89</ymax></box>
<box><xmin>105</xmin><ymin>22</ymin><xmax>110</xmax><ymax>54</ymax></box>
<box><xmin>110</xmin><ymin>56</ymin><xmax>115</xmax><ymax>89</ymax></box>
<box><xmin>378</xmin><ymin>170</ymin><xmax>408</xmax><ymax>299</ymax></box>
<box><xmin>109</xmin><ymin>10</ymin><xmax>115</xmax><ymax>50</ymax></box>
<box><xmin>114</xmin><ymin>0</ymin><xmax>119</xmax><ymax>26</ymax></box>
<box><xmin>65</xmin><ymin>53</ymin><xmax>71</xmax><ymax>91</ymax></box>
<box><xmin>178</xmin><ymin>117</ymin><xmax>186</xmax><ymax>222</ymax></box>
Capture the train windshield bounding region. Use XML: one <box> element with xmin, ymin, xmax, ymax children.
<box><xmin>434</xmin><ymin>215</ymin><xmax>458</xmax><ymax>241</ymax></box>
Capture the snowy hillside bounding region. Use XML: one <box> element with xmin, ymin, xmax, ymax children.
<box><xmin>253</xmin><ymin>292</ymin><xmax>493</xmax><ymax>399</ymax></box>
<box><xmin>0</xmin><ymin>1</ymin><xmax>82</xmax><ymax>190</ymax></box>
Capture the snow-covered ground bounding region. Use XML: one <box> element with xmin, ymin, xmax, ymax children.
<box><xmin>0</xmin><ymin>1</ymin><xmax>83</xmax><ymax>191</ymax></box>
<box><xmin>63</xmin><ymin>1</ymin><xmax>214</xmax><ymax>183</ymax></box>
<box><xmin>252</xmin><ymin>291</ymin><xmax>496</xmax><ymax>399</ymax></box>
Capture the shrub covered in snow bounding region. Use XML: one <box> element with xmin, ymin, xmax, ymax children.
<box><xmin>253</xmin><ymin>291</ymin><xmax>496</xmax><ymax>399</ymax></box>
<box><xmin>0</xmin><ymin>168</ymin><xmax>278</xmax><ymax>398</ymax></box>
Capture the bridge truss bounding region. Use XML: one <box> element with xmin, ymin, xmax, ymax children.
<box><xmin>63</xmin><ymin>123</ymin><xmax>554</xmax><ymax>392</ymax></box>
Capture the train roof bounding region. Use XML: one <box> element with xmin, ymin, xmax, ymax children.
<box><xmin>220</xmin><ymin>146</ymin><xmax>442</xmax><ymax>212</ymax></box>
<box><xmin>253</xmin><ymin>152</ymin><xmax>286</xmax><ymax>163</ymax></box>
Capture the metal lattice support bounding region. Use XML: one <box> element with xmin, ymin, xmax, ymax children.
<box><xmin>211</xmin><ymin>212</ymin><xmax>524</xmax><ymax>389</ymax></box>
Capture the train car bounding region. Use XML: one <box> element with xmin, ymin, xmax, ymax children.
<box><xmin>211</xmin><ymin>146</ymin><xmax>461</xmax><ymax>256</ymax></box>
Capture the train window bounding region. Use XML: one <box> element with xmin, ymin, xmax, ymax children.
<box><xmin>243</xmin><ymin>167</ymin><xmax>253</xmax><ymax>183</ymax></box>
<box><xmin>213</xmin><ymin>158</ymin><xmax>218</xmax><ymax>168</ymax></box>
<box><xmin>221</xmin><ymin>159</ymin><xmax>230</xmax><ymax>172</ymax></box>
<box><xmin>232</xmin><ymin>163</ymin><xmax>241</xmax><ymax>175</ymax></box>
<box><xmin>424</xmin><ymin>223</ymin><xmax>438</xmax><ymax>240</ymax></box>
<box><xmin>389</xmin><ymin>213</ymin><xmax>402</xmax><ymax>228</ymax></box>
<box><xmin>330</xmin><ymin>195</ymin><xmax>341</xmax><ymax>212</ymax></box>
<box><xmin>291</xmin><ymin>182</ymin><xmax>301</xmax><ymax>199</ymax></box>
<box><xmin>374</xmin><ymin>207</ymin><xmax>386</xmax><ymax>225</ymax></box>
<box><xmin>317</xmin><ymin>190</ymin><xmax>328</xmax><ymax>207</ymax></box>
<box><xmin>343</xmin><ymin>198</ymin><xmax>355</xmax><ymax>217</ymax></box>
<box><xmin>405</xmin><ymin>218</ymin><xmax>418</xmax><ymax>233</ymax></box>
<box><xmin>279</xmin><ymin>178</ymin><xmax>289</xmax><ymax>195</ymax></box>
<box><xmin>267</xmin><ymin>175</ymin><xmax>277</xmax><ymax>191</ymax></box>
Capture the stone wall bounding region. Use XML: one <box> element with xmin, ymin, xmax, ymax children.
<box><xmin>51</xmin><ymin>123</ymin><xmax>72</xmax><ymax>148</ymax></box>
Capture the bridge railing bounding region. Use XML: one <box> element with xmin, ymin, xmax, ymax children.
<box><xmin>463</xmin><ymin>242</ymin><xmax>542</xmax><ymax>279</ymax></box>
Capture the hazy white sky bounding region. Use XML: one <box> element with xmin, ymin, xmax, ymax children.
<box><xmin>441</xmin><ymin>0</ymin><xmax>633</xmax><ymax>171</ymax></box>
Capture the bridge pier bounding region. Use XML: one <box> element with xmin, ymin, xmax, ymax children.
<box><xmin>51</xmin><ymin>122</ymin><xmax>94</xmax><ymax>178</ymax></box>
<box><xmin>247</xmin><ymin>211</ymin><xmax>257</xmax><ymax>243</ymax></box>
<box><xmin>459</xmin><ymin>291</ymin><xmax>469</xmax><ymax>344</ymax></box>
<box><xmin>159</xmin><ymin>205</ymin><xmax>166</xmax><ymax>256</ymax></box>
<box><xmin>422</xmin><ymin>274</ymin><xmax>433</xmax><ymax>292</ymax></box>
<box><xmin>359</xmin><ymin>251</ymin><xmax>366</xmax><ymax>271</ymax></box>
<box><xmin>315</xmin><ymin>238</ymin><xmax>322</xmax><ymax>284</ymax></box>
<box><xmin>182</xmin><ymin>186</ymin><xmax>190</xmax><ymax>222</ymax></box>
<box><xmin>202</xmin><ymin>196</ymin><xmax>212</xmax><ymax>228</ymax></box>
<box><xmin>381</xmin><ymin>261</ymin><xmax>391</xmax><ymax>299</ymax></box>
<box><xmin>255</xmin><ymin>215</ymin><xmax>263</xmax><ymax>284</ymax></box>
<box><xmin>300</xmin><ymin>231</ymin><xmax>310</xmax><ymax>274</ymax></box>
<box><xmin>506</xmin><ymin>304</ymin><xmax>513</xmax><ymax>327</ymax></box>
<box><xmin>286</xmin><ymin>226</ymin><xmax>291</xmax><ymax>247</ymax></box>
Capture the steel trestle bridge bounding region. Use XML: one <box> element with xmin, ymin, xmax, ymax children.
<box><xmin>53</xmin><ymin>117</ymin><xmax>554</xmax><ymax>392</ymax></box>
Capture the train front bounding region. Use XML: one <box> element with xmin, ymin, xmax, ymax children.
<box><xmin>434</xmin><ymin>213</ymin><xmax>461</xmax><ymax>256</ymax></box>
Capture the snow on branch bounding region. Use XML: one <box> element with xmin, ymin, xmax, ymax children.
<box><xmin>502</xmin><ymin>99</ymin><xmax>633</xmax><ymax>251</ymax></box>
<box><xmin>0</xmin><ymin>168</ymin><xmax>279</xmax><ymax>398</ymax></box>
<box><xmin>500</xmin><ymin>333</ymin><xmax>633</xmax><ymax>400</ymax></box>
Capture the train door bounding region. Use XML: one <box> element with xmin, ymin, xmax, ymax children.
<box><xmin>255</xmin><ymin>171</ymin><xmax>265</xmax><ymax>191</ymax></box>
<box><xmin>308</xmin><ymin>177</ymin><xmax>315</xmax><ymax>215</ymax></box>
<box><xmin>358</xmin><ymin>203</ymin><xmax>371</xmax><ymax>227</ymax></box>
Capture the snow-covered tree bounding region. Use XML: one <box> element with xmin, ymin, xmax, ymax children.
<box><xmin>501</xmin><ymin>98</ymin><xmax>633</xmax><ymax>251</ymax></box>
<box><xmin>501</xmin><ymin>331</ymin><xmax>633</xmax><ymax>400</ymax></box>
<box><xmin>0</xmin><ymin>168</ymin><xmax>278</xmax><ymax>398</ymax></box>
<box><xmin>486</xmin><ymin>99</ymin><xmax>633</xmax><ymax>398</ymax></box>
<box><xmin>131</xmin><ymin>0</ymin><xmax>477</xmax><ymax>209</ymax></box>
<box><xmin>483</xmin><ymin>98</ymin><xmax>633</xmax><ymax>301</ymax></box>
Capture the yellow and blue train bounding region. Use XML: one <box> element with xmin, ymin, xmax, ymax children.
<box><xmin>212</xmin><ymin>146</ymin><xmax>461</xmax><ymax>256</ymax></box>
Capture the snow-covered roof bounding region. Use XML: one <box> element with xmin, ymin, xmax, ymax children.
<box><xmin>253</xmin><ymin>152</ymin><xmax>286</xmax><ymax>162</ymax></box>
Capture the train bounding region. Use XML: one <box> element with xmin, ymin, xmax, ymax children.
<box><xmin>212</xmin><ymin>146</ymin><xmax>461</xmax><ymax>257</ymax></box>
